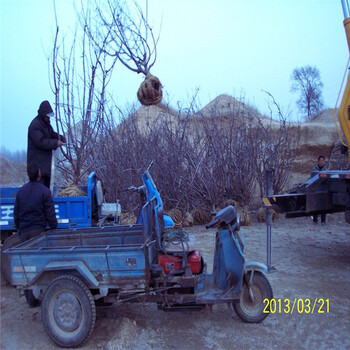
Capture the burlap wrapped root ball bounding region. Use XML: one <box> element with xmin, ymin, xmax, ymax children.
<box><xmin>256</xmin><ymin>207</ymin><xmax>279</xmax><ymax>223</ymax></box>
<box><xmin>183</xmin><ymin>212</ymin><xmax>194</xmax><ymax>227</ymax></box>
<box><xmin>121</xmin><ymin>212</ymin><xmax>137</xmax><ymax>225</ymax></box>
<box><xmin>167</xmin><ymin>209</ymin><xmax>183</xmax><ymax>228</ymax></box>
<box><xmin>237</xmin><ymin>207</ymin><xmax>251</xmax><ymax>226</ymax></box>
<box><xmin>216</xmin><ymin>200</ymin><xmax>250</xmax><ymax>226</ymax></box>
<box><xmin>191</xmin><ymin>208</ymin><xmax>212</xmax><ymax>225</ymax></box>
<box><xmin>58</xmin><ymin>186</ymin><xmax>87</xmax><ymax>197</ymax></box>
<box><xmin>220</xmin><ymin>199</ymin><xmax>238</xmax><ymax>209</ymax></box>
<box><xmin>137</xmin><ymin>74</ymin><xmax>163</xmax><ymax>106</ymax></box>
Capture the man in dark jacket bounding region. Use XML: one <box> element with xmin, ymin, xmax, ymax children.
<box><xmin>14</xmin><ymin>163</ymin><xmax>58</xmax><ymax>242</ymax></box>
<box><xmin>27</xmin><ymin>100</ymin><xmax>66</xmax><ymax>188</ymax></box>
<box><xmin>311</xmin><ymin>155</ymin><xmax>327</xmax><ymax>177</ymax></box>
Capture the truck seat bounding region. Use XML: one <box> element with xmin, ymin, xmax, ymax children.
<box><xmin>96</xmin><ymin>180</ymin><xmax>121</xmax><ymax>225</ymax></box>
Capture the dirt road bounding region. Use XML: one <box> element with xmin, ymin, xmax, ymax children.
<box><xmin>1</xmin><ymin>215</ymin><xmax>350</xmax><ymax>349</ymax></box>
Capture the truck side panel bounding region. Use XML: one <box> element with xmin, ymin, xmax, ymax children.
<box><xmin>6</xmin><ymin>225</ymin><xmax>147</xmax><ymax>288</ymax></box>
<box><xmin>9</xmin><ymin>249</ymin><xmax>146</xmax><ymax>288</ymax></box>
<box><xmin>1</xmin><ymin>196</ymin><xmax>91</xmax><ymax>231</ymax></box>
<box><xmin>54</xmin><ymin>197</ymin><xmax>90</xmax><ymax>228</ymax></box>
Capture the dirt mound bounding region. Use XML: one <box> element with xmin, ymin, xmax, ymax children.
<box><xmin>306</xmin><ymin>108</ymin><xmax>336</xmax><ymax>124</ymax></box>
<box><xmin>257</xmin><ymin>108</ymin><xmax>344</xmax><ymax>187</ymax></box>
<box><xmin>134</xmin><ymin>103</ymin><xmax>178</xmax><ymax>126</ymax></box>
<box><xmin>290</xmin><ymin>109</ymin><xmax>340</xmax><ymax>185</ymax></box>
<box><xmin>194</xmin><ymin>94</ymin><xmax>260</xmax><ymax>119</ymax></box>
<box><xmin>132</xmin><ymin>100</ymin><xmax>345</xmax><ymax>191</ymax></box>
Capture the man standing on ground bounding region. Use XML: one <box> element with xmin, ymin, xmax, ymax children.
<box><xmin>27</xmin><ymin>100</ymin><xmax>66</xmax><ymax>188</ymax></box>
<box><xmin>311</xmin><ymin>155</ymin><xmax>327</xmax><ymax>176</ymax></box>
<box><xmin>14</xmin><ymin>163</ymin><xmax>58</xmax><ymax>242</ymax></box>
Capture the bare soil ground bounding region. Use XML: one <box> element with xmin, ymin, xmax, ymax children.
<box><xmin>1</xmin><ymin>215</ymin><xmax>350</xmax><ymax>350</ymax></box>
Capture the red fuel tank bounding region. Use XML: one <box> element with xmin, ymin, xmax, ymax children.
<box><xmin>158</xmin><ymin>250</ymin><xmax>202</xmax><ymax>275</ymax></box>
<box><xmin>187</xmin><ymin>250</ymin><xmax>202</xmax><ymax>274</ymax></box>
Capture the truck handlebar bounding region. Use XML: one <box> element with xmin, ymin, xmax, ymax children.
<box><xmin>206</xmin><ymin>218</ymin><xmax>220</xmax><ymax>229</ymax></box>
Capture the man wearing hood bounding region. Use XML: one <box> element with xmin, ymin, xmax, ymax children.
<box><xmin>27</xmin><ymin>100</ymin><xmax>66</xmax><ymax>188</ymax></box>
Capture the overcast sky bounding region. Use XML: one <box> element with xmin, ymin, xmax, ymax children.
<box><xmin>0</xmin><ymin>0</ymin><xmax>348</xmax><ymax>152</ymax></box>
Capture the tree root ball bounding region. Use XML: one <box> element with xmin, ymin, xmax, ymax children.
<box><xmin>238</xmin><ymin>208</ymin><xmax>251</xmax><ymax>226</ymax></box>
<box><xmin>183</xmin><ymin>212</ymin><xmax>194</xmax><ymax>227</ymax></box>
<box><xmin>121</xmin><ymin>212</ymin><xmax>137</xmax><ymax>225</ymax></box>
<box><xmin>256</xmin><ymin>207</ymin><xmax>279</xmax><ymax>223</ymax></box>
<box><xmin>218</xmin><ymin>199</ymin><xmax>238</xmax><ymax>210</ymax></box>
<box><xmin>167</xmin><ymin>209</ymin><xmax>183</xmax><ymax>228</ymax></box>
<box><xmin>57</xmin><ymin>186</ymin><xmax>87</xmax><ymax>197</ymax></box>
<box><xmin>137</xmin><ymin>74</ymin><xmax>162</xmax><ymax>106</ymax></box>
<box><xmin>191</xmin><ymin>208</ymin><xmax>212</xmax><ymax>225</ymax></box>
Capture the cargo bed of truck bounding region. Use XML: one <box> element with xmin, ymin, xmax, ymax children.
<box><xmin>6</xmin><ymin>224</ymin><xmax>150</xmax><ymax>290</ymax></box>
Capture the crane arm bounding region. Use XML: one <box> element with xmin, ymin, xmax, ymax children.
<box><xmin>338</xmin><ymin>2</ymin><xmax>350</xmax><ymax>150</ymax></box>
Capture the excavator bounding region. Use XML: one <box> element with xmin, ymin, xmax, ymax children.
<box><xmin>264</xmin><ymin>0</ymin><xmax>350</xmax><ymax>223</ymax></box>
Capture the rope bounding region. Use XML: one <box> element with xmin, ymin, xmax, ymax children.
<box><xmin>162</xmin><ymin>228</ymin><xmax>189</xmax><ymax>246</ymax></box>
<box><xmin>161</xmin><ymin>228</ymin><xmax>190</xmax><ymax>265</ymax></box>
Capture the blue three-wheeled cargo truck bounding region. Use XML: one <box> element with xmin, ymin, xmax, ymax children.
<box><xmin>3</xmin><ymin>169</ymin><xmax>273</xmax><ymax>348</ymax></box>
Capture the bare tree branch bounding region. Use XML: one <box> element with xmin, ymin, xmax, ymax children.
<box><xmin>83</xmin><ymin>0</ymin><xmax>159</xmax><ymax>75</ymax></box>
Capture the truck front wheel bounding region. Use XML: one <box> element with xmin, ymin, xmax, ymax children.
<box><xmin>233</xmin><ymin>271</ymin><xmax>273</xmax><ymax>323</ymax></box>
<box><xmin>41</xmin><ymin>275</ymin><xmax>96</xmax><ymax>348</ymax></box>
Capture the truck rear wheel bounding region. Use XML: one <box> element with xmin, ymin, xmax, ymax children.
<box><xmin>41</xmin><ymin>275</ymin><xmax>96</xmax><ymax>348</ymax></box>
<box><xmin>1</xmin><ymin>233</ymin><xmax>20</xmax><ymax>285</ymax></box>
<box><xmin>233</xmin><ymin>271</ymin><xmax>273</xmax><ymax>323</ymax></box>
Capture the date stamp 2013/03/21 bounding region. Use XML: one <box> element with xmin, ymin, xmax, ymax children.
<box><xmin>263</xmin><ymin>298</ymin><xmax>330</xmax><ymax>314</ymax></box>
